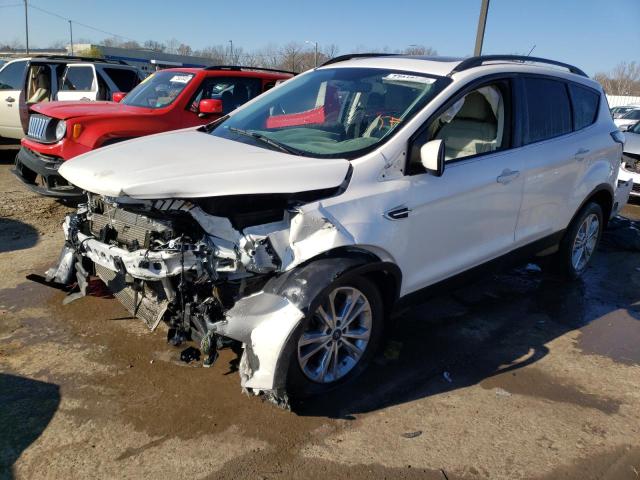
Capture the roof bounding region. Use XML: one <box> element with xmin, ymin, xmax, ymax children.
<box><xmin>319</xmin><ymin>54</ymin><xmax>591</xmax><ymax>82</ymax></box>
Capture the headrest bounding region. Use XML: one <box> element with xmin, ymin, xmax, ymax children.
<box><xmin>457</xmin><ymin>92</ymin><xmax>494</xmax><ymax>121</ymax></box>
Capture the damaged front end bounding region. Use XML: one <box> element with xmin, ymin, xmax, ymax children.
<box><xmin>46</xmin><ymin>189</ymin><xmax>353</xmax><ymax>399</ymax></box>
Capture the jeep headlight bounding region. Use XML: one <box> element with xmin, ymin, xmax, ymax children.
<box><xmin>55</xmin><ymin>120</ymin><xmax>67</xmax><ymax>141</ymax></box>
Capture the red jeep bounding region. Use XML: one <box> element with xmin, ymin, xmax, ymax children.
<box><xmin>12</xmin><ymin>66</ymin><xmax>293</xmax><ymax>198</ymax></box>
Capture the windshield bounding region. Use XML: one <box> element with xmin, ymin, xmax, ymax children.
<box><xmin>122</xmin><ymin>71</ymin><xmax>194</xmax><ymax>108</ymax></box>
<box><xmin>211</xmin><ymin>67</ymin><xmax>449</xmax><ymax>158</ymax></box>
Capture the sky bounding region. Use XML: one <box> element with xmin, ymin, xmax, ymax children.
<box><xmin>0</xmin><ymin>0</ymin><xmax>638</xmax><ymax>76</ymax></box>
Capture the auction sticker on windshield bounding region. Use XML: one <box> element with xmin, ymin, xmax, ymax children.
<box><xmin>383</xmin><ymin>73</ymin><xmax>436</xmax><ymax>84</ymax></box>
<box><xmin>170</xmin><ymin>75</ymin><xmax>193</xmax><ymax>84</ymax></box>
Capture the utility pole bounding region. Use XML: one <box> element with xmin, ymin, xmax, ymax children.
<box><xmin>24</xmin><ymin>0</ymin><xmax>29</xmax><ymax>54</ymax></box>
<box><xmin>228</xmin><ymin>40</ymin><xmax>233</xmax><ymax>64</ymax></box>
<box><xmin>305</xmin><ymin>40</ymin><xmax>318</xmax><ymax>68</ymax></box>
<box><xmin>473</xmin><ymin>0</ymin><xmax>490</xmax><ymax>56</ymax></box>
<box><xmin>69</xmin><ymin>20</ymin><xmax>74</xmax><ymax>56</ymax></box>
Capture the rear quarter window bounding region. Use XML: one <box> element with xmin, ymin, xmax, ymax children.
<box><xmin>102</xmin><ymin>68</ymin><xmax>140</xmax><ymax>92</ymax></box>
<box><xmin>569</xmin><ymin>83</ymin><xmax>599</xmax><ymax>130</ymax></box>
<box><xmin>523</xmin><ymin>77</ymin><xmax>572</xmax><ymax>144</ymax></box>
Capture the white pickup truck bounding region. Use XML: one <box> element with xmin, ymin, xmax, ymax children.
<box><xmin>0</xmin><ymin>56</ymin><xmax>142</xmax><ymax>140</ymax></box>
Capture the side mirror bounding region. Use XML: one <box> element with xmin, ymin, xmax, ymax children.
<box><xmin>198</xmin><ymin>98</ymin><xmax>223</xmax><ymax>117</ymax></box>
<box><xmin>112</xmin><ymin>92</ymin><xmax>126</xmax><ymax>103</ymax></box>
<box><xmin>420</xmin><ymin>139</ymin><xmax>445</xmax><ymax>176</ymax></box>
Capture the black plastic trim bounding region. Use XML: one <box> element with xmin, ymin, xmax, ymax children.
<box><xmin>449</xmin><ymin>55</ymin><xmax>588</xmax><ymax>78</ymax></box>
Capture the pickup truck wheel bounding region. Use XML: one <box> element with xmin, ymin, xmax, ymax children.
<box><xmin>558</xmin><ymin>202</ymin><xmax>603</xmax><ymax>278</ymax></box>
<box><xmin>285</xmin><ymin>274</ymin><xmax>383</xmax><ymax>399</ymax></box>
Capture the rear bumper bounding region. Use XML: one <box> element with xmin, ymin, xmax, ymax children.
<box><xmin>11</xmin><ymin>146</ymin><xmax>84</xmax><ymax>198</ymax></box>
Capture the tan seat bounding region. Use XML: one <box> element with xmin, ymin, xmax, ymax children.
<box><xmin>436</xmin><ymin>91</ymin><xmax>497</xmax><ymax>160</ymax></box>
<box><xmin>28</xmin><ymin>73</ymin><xmax>51</xmax><ymax>103</ymax></box>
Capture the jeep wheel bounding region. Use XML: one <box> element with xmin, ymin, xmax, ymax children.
<box><xmin>559</xmin><ymin>202</ymin><xmax>603</xmax><ymax>278</ymax></box>
<box><xmin>286</xmin><ymin>275</ymin><xmax>383</xmax><ymax>398</ymax></box>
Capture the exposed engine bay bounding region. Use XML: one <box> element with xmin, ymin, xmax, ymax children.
<box><xmin>45</xmin><ymin>187</ymin><xmax>355</xmax><ymax>402</ymax></box>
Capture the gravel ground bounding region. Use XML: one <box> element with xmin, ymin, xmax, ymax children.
<box><xmin>1</xmin><ymin>144</ymin><xmax>640</xmax><ymax>480</ymax></box>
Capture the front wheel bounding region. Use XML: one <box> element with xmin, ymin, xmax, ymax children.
<box><xmin>557</xmin><ymin>202</ymin><xmax>603</xmax><ymax>278</ymax></box>
<box><xmin>285</xmin><ymin>275</ymin><xmax>383</xmax><ymax>398</ymax></box>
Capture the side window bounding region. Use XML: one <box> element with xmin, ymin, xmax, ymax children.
<box><xmin>103</xmin><ymin>68</ymin><xmax>140</xmax><ymax>92</ymax></box>
<box><xmin>426</xmin><ymin>83</ymin><xmax>509</xmax><ymax>162</ymax></box>
<box><xmin>61</xmin><ymin>66</ymin><xmax>95</xmax><ymax>91</ymax></box>
<box><xmin>523</xmin><ymin>78</ymin><xmax>571</xmax><ymax>144</ymax></box>
<box><xmin>189</xmin><ymin>77</ymin><xmax>262</xmax><ymax>114</ymax></box>
<box><xmin>0</xmin><ymin>61</ymin><xmax>27</xmax><ymax>90</ymax></box>
<box><xmin>569</xmin><ymin>84</ymin><xmax>599</xmax><ymax>130</ymax></box>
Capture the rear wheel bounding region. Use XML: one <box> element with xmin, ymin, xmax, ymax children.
<box><xmin>557</xmin><ymin>202</ymin><xmax>603</xmax><ymax>278</ymax></box>
<box><xmin>286</xmin><ymin>274</ymin><xmax>383</xmax><ymax>398</ymax></box>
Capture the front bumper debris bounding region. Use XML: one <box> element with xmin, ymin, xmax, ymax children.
<box><xmin>12</xmin><ymin>146</ymin><xmax>83</xmax><ymax>198</ymax></box>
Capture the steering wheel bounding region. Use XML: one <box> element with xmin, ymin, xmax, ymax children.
<box><xmin>363</xmin><ymin>113</ymin><xmax>401</xmax><ymax>138</ymax></box>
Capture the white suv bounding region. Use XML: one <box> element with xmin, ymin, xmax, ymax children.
<box><xmin>46</xmin><ymin>54</ymin><xmax>632</xmax><ymax>402</ymax></box>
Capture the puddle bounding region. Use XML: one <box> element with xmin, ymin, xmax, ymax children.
<box><xmin>480</xmin><ymin>366</ymin><xmax>621</xmax><ymax>414</ymax></box>
<box><xmin>575</xmin><ymin>310</ymin><xmax>640</xmax><ymax>366</ymax></box>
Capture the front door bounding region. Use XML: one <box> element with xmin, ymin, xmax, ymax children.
<box><xmin>400</xmin><ymin>80</ymin><xmax>524</xmax><ymax>293</ymax></box>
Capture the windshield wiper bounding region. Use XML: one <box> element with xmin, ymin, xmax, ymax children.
<box><xmin>228</xmin><ymin>127</ymin><xmax>302</xmax><ymax>155</ymax></box>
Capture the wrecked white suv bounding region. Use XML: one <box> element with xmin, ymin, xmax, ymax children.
<box><xmin>47</xmin><ymin>54</ymin><xmax>632</xmax><ymax>403</ymax></box>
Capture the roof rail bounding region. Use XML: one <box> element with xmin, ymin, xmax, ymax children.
<box><xmin>203</xmin><ymin>65</ymin><xmax>295</xmax><ymax>75</ymax></box>
<box><xmin>450</xmin><ymin>55</ymin><xmax>588</xmax><ymax>77</ymax></box>
<box><xmin>28</xmin><ymin>54</ymin><xmax>128</xmax><ymax>65</ymax></box>
<box><xmin>321</xmin><ymin>53</ymin><xmax>398</xmax><ymax>67</ymax></box>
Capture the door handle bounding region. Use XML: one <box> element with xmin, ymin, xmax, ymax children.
<box><xmin>574</xmin><ymin>148</ymin><xmax>590</xmax><ymax>160</ymax></box>
<box><xmin>384</xmin><ymin>206</ymin><xmax>411</xmax><ymax>220</ymax></box>
<box><xmin>496</xmin><ymin>169</ymin><xmax>520</xmax><ymax>184</ymax></box>
<box><xmin>5</xmin><ymin>96</ymin><xmax>15</xmax><ymax>103</ymax></box>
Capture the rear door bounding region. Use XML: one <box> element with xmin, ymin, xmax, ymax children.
<box><xmin>514</xmin><ymin>76</ymin><xmax>589</xmax><ymax>244</ymax></box>
<box><xmin>0</xmin><ymin>60</ymin><xmax>28</xmax><ymax>138</ymax></box>
<box><xmin>57</xmin><ymin>64</ymin><xmax>98</xmax><ymax>101</ymax></box>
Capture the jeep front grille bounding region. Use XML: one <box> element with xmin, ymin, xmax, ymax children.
<box><xmin>27</xmin><ymin>114</ymin><xmax>53</xmax><ymax>141</ymax></box>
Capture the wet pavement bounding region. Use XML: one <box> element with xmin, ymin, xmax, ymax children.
<box><xmin>1</xmin><ymin>145</ymin><xmax>640</xmax><ymax>479</ymax></box>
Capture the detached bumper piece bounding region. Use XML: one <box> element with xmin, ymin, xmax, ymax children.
<box><xmin>614</xmin><ymin>179</ymin><xmax>633</xmax><ymax>216</ymax></box>
<box><xmin>12</xmin><ymin>146</ymin><xmax>84</xmax><ymax>198</ymax></box>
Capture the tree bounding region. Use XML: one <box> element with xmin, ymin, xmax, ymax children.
<box><xmin>143</xmin><ymin>40</ymin><xmax>166</xmax><ymax>52</ymax></box>
<box><xmin>594</xmin><ymin>61</ymin><xmax>640</xmax><ymax>96</ymax></box>
<box><xmin>77</xmin><ymin>45</ymin><xmax>103</xmax><ymax>58</ymax></box>
<box><xmin>177</xmin><ymin>43</ymin><xmax>192</xmax><ymax>56</ymax></box>
<box><xmin>403</xmin><ymin>45</ymin><xmax>437</xmax><ymax>56</ymax></box>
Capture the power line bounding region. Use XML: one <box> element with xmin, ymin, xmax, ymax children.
<box><xmin>27</xmin><ymin>2</ymin><xmax>139</xmax><ymax>42</ymax></box>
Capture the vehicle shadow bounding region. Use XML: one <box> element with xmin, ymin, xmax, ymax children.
<box><xmin>292</xmin><ymin>235</ymin><xmax>640</xmax><ymax>418</ymax></box>
<box><xmin>0</xmin><ymin>144</ymin><xmax>19</xmax><ymax>165</ymax></box>
<box><xmin>0</xmin><ymin>219</ymin><xmax>39</xmax><ymax>253</ymax></box>
<box><xmin>0</xmin><ymin>374</ymin><xmax>60</xmax><ymax>480</ymax></box>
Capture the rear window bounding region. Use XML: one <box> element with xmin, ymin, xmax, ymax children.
<box><xmin>570</xmin><ymin>84</ymin><xmax>599</xmax><ymax>130</ymax></box>
<box><xmin>523</xmin><ymin>77</ymin><xmax>572</xmax><ymax>144</ymax></box>
<box><xmin>103</xmin><ymin>68</ymin><xmax>140</xmax><ymax>92</ymax></box>
<box><xmin>62</xmin><ymin>66</ymin><xmax>94</xmax><ymax>91</ymax></box>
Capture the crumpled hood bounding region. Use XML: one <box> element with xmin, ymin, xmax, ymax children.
<box><xmin>31</xmin><ymin>101</ymin><xmax>151</xmax><ymax>120</ymax></box>
<box><xmin>59</xmin><ymin>129</ymin><xmax>351</xmax><ymax>199</ymax></box>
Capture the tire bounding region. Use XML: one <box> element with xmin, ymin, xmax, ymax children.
<box><xmin>284</xmin><ymin>273</ymin><xmax>384</xmax><ymax>399</ymax></box>
<box><xmin>556</xmin><ymin>201</ymin><xmax>603</xmax><ymax>279</ymax></box>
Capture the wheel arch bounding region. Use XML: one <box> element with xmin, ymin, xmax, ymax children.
<box><xmin>265</xmin><ymin>246</ymin><xmax>402</xmax><ymax>319</ymax></box>
<box><xmin>574</xmin><ymin>183</ymin><xmax>614</xmax><ymax>227</ymax></box>
<box><xmin>262</xmin><ymin>246</ymin><xmax>402</xmax><ymax>393</ymax></box>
